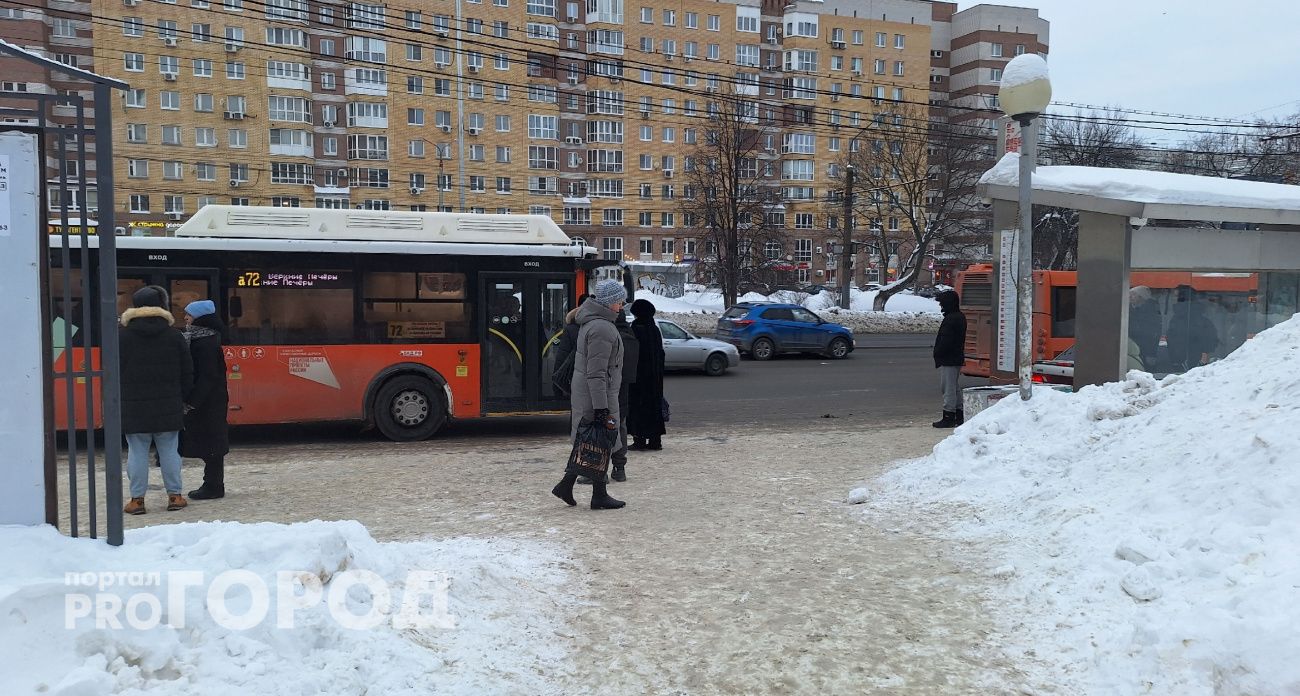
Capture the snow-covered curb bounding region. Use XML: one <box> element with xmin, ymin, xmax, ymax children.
<box><xmin>0</xmin><ymin>521</ymin><xmax>576</xmax><ymax>695</ymax></box>
<box><xmin>865</xmin><ymin>315</ymin><xmax>1300</xmax><ymax>694</ymax></box>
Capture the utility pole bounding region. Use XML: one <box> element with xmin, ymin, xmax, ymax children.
<box><xmin>839</xmin><ymin>165</ymin><xmax>854</xmax><ymax>309</ymax></box>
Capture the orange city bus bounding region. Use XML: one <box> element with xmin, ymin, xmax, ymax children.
<box><xmin>50</xmin><ymin>206</ymin><xmax>603</xmax><ymax>440</ymax></box>
<box><xmin>955</xmin><ymin>264</ymin><xmax>1260</xmax><ymax>378</ymax></box>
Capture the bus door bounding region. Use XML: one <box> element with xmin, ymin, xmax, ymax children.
<box><xmin>480</xmin><ymin>275</ymin><xmax>574</xmax><ymax>413</ymax></box>
<box><xmin>117</xmin><ymin>267</ymin><xmax>220</xmax><ymax>323</ymax></box>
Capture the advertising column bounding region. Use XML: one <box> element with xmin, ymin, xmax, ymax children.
<box><xmin>0</xmin><ymin>132</ymin><xmax>47</xmax><ymax>525</ymax></box>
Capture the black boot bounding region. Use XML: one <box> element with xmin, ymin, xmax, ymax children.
<box><xmin>590</xmin><ymin>479</ymin><xmax>625</xmax><ymax>510</ymax></box>
<box><xmin>955</xmin><ymin>409</ymin><xmax>965</xmax><ymax>426</ymax></box>
<box><xmin>647</xmin><ymin>436</ymin><xmax>662</xmax><ymax>451</ymax></box>
<box><xmin>552</xmin><ymin>473</ymin><xmax>578</xmax><ymax>506</ymax></box>
<box><xmin>932</xmin><ymin>411</ymin><xmax>957</xmax><ymax>428</ymax></box>
<box><xmin>628</xmin><ymin>437</ymin><xmax>647</xmax><ymax>451</ymax></box>
<box><xmin>189</xmin><ymin>456</ymin><xmax>225</xmax><ymax>499</ymax></box>
<box><xmin>611</xmin><ymin>464</ymin><xmax>626</xmax><ymax>482</ymax></box>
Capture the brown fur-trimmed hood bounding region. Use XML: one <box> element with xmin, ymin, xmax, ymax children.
<box><xmin>121</xmin><ymin>306</ymin><xmax>175</xmax><ymax>327</ymax></box>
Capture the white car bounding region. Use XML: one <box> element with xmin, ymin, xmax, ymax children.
<box><xmin>656</xmin><ymin>319</ymin><xmax>740</xmax><ymax>376</ymax></box>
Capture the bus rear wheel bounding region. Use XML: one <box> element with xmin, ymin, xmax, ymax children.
<box><xmin>374</xmin><ymin>375</ymin><xmax>447</xmax><ymax>441</ymax></box>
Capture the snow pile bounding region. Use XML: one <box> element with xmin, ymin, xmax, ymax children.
<box><xmin>657</xmin><ymin>307</ymin><xmax>940</xmax><ymax>336</ymax></box>
<box><xmin>871</xmin><ymin>315</ymin><xmax>1300</xmax><ymax>694</ymax></box>
<box><xmin>0</xmin><ymin>521</ymin><xmax>575</xmax><ymax>695</ymax></box>
<box><xmin>635</xmin><ymin>288</ymin><xmax>941</xmax><ymax>334</ymax></box>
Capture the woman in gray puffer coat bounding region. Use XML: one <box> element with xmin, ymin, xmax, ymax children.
<box><xmin>552</xmin><ymin>279</ymin><xmax>628</xmax><ymax>510</ymax></box>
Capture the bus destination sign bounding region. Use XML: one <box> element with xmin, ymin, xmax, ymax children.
<box><xmin>232</xmin><ymin>270</ymin><xmax>352</xmax><ymax>289</ymax></box>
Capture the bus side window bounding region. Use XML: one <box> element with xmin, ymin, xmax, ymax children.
<box><xmin>226</xmin><ymin>271</ymin><xmax>355</xmax><ymax>345</ymax></box>
<box><xmin>1051</xmin><ymin>286</ymin><xmax>1077</xmax><ymax>338</ymax></box>
<box><xmin>361</xmin><ymin>272</ymin><xmax>472</xmax><ymax>343</ymax></box>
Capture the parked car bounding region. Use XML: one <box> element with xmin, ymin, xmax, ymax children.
<box><xmin>1032</xmin><ymin>344</ymin><xmax>1075</xmax><ymax>386</ymax></box>
<box><xmin>656</xmin><ymin>318</ymin><xmax>741</xmax><ymax>376</ymax></box>
<box><xmin>714</xmin><ymin>303</ymin><xmax>855</xmax><ymax>361</ymax></box>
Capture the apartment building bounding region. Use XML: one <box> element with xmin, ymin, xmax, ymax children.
<box><xmin>2</xmin><ymin>0</ymin><xmax>1046</xmax><ymax>286</ymax></box>
<box><xmin>0</xmin><ymin>1</ymin><xmax>100</xmax><ymax>220</ymax></box>
<box><xmin>926</xmin><ymin>1</ymin><xmax>1050</xmax><ymax>284</ymax></box>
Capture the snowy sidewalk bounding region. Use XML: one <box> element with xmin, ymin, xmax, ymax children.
<box><xmin>52</xmin><ymin>424</ymin><xmax>1051</xmax><ymax>694</ymax></box>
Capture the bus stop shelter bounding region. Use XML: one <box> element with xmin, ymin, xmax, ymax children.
<box><xmin>979</xmin><ymin>155</ymin><xmax>1300</xmax><ymax>388</ymax></box>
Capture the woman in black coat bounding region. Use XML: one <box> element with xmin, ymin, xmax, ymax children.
<box><xmin>180</xmin><ymin>300</ymin><xmax>230</xmax><ymax>500</ymax></box>
<box><xmin>627</xmin><ymin>299</ymin><xmax>666</xmax><ymax>450</ymax></box>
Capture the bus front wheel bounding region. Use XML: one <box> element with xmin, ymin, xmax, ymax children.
<box><xmin>374</xmin><ymin>375</ymin><xmax>447</xmax><ymax>441</ymax></box>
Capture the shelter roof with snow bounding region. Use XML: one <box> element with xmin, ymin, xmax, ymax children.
<box><xmin>979</xmin><ymin>153</ymin><xmax>1300</xmax><ymax>225</ymax></box>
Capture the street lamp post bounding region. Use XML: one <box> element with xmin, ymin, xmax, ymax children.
<box><xmin>997</xmin><ymin>54</ymin><xmax>1052</xmax><ymax>401</ymax></box>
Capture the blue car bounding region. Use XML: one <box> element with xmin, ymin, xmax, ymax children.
<box><xmin>715</xmin><ymin>302</ymin><xmax>855</xmax><ymax>361</ymax></box>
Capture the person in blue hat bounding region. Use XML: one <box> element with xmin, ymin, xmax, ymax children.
<box><xmin>180</xmin><ymin>299</ymin><xmax>231</xmax><ymax>500</ymax></box>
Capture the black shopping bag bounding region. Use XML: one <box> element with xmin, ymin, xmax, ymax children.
<box><xmin>566</xmin><ymin>418</ymin><xmax>619</xmax><ymax>478</ymax></box>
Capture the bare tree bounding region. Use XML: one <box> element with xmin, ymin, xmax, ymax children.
<box><xmin>1164</xmin><ymin>114</ymin><xmax>1300</xmax><ymax>184</ymax></box>
<box><xmin>1034</xmin><ymin>109</ymin><xmax>1145</xmax><ymax>269</ymax></box>
<box><xmin>837</xmin><ymin>106</ymin><xmax>992</xmax><ymax>310</ymax></box>
<box><xmin>680</xmin><ymin>91</ymin><xmax>786</xmax><ymax>308</ymax></box>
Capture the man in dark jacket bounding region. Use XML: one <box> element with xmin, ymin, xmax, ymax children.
<box><xmin>120</xmin><ymin>285</ymin><xmax>194</xmax><ymax>514</ymax></box>
<box><xmin>932</xmin><ymin>289</ymin><xmax>967</xmax><ymax>428</ymax></box>
<box><xmin>181</xmin><ymin>300</ymin><xmax>230</xmax><ymax>500</ymax></box>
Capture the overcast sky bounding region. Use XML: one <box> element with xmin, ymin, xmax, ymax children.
<box><xmin>964</xmin><ymin>0</ymin><xmax>1300</xmax><ymax>132</ymax></box>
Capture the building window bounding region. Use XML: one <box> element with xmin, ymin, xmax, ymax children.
<box><xmin>894</xmin><ymin>33</ymin><xmax>905</xmax><ymax>49</ymax></box>
<box><xmin>991</xmin><ymin>43</ymin><xmax>1003</xmax><ymax>58</ymax></box>
<box><xmin>194</xmin><ymin>59</ymin><xmax>213</xmax><ymax>77</ymax></box>
<box><xmin>601</xmin><ymin>235</ymin><xmax>623</xmax><ymax>259</ymax></box>
<box><xmin>991</xmin><ymin>67</ymin><xmax>1003</xmax><ymax>82</ymax></box>
<box><xmin>129</xmin><ymin>195</ymin><xmax>151</xmax><ymax>213</ymax></box>
<box><xmin>496</xmin><ymin>176</ymin><xmax>512</xmax><ymax>193</ymax></box>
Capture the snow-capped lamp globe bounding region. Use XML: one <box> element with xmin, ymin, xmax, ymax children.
<box><xmin>998</xmin><ymin>53</ymin><xmax>1052</xmax><ymax>125</ymax></box>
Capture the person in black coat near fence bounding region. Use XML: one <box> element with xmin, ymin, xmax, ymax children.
<box><xmin>627</xmin><ymin>299</ymin><xmax>666</xmax><ymax>450</ymax></box>
<box><xmin>932</xmin><ymin>290</ymin><xmax>967</xmax><ymax>429</ymax></box>
<box><xmin>609</xmin><ymin>311</ymin><xmax>639</xmax><ymax>480</ymax></box>
<box><xmin>180</xmin><ymin>300</ymin><xmax>231</xmax><ymax>500</ymax></box>
<box><xmin>120</xmin><ymin>285</ymin><xmax>193</xmax><ymax>515</ymax></box>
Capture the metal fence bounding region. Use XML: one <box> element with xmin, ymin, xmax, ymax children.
<box><xmin>0</xmin><ymin>42</ymin><xmax>128</xmax><ymax>545</ymax></box>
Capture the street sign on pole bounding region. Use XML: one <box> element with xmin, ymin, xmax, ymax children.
<box><xmin>998</xmin><ymin>117</ymin><xmax>1022</xmax><ymax>156</ymax></box>
<box><xmin>996</xmin><ymin>229</ymin><xmax>1018</xmax><ymax>374</ymax></box>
